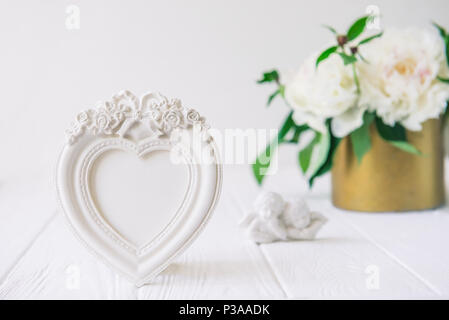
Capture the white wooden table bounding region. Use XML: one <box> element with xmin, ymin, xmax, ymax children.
<box><xmin>1</xmin><ymin>165</ymin><xmax>449</xmax><ymax>299</ymax></box>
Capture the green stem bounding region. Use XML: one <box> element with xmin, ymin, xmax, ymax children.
<box><xmin>352</xmin><ymin>62</ymin><xmax>360</xmax><ymax>94</ymax></box>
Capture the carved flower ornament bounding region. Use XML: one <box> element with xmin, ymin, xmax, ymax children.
<box><xmin>66</xmin><ymin>90</ymin><xmax>209</xmax><ymax>145</ymax></box>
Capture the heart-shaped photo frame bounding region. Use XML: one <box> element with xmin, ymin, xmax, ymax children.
<box><xmin>56</xmin><ymin>91</ymin><xmax>222</xmax><ymax>286</ymax></box>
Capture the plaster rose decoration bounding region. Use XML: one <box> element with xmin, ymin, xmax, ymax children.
<box><xmin>76</xmin><ymin>111</ymin><xmax>91</xmax><ymax>126</ymax></box>
<box><xmin>93</xmin><ymin>109</ymin><xmax>114</xmax><ymax>135</ymax></box>
<box><xmin>358</xmin><ymin>28</ymin><xmax>449</xmax><ymax>131</ymax></box>
<box><xmin>186</xmin><ymin>109</ymin><xmax>201</xmax><ymax>123</ymax></box>
<box><xmin>162</xmin><ymin>109</ymin><xmax>183</xmax><ymax>132</ymax></box>
<box><xmin>285</xmin><ymin>53</ymin><xmax>363</xmax><ymax>138</ymax></box>
<box><xmin>65</xmin><ymin>90</ymin><xmax>208</xmax><ymax>145</ymax></box>
<box><xmin>239</xmin><ymin>192</ymin><xmax>327</xmax><ymax>243</ymax></box>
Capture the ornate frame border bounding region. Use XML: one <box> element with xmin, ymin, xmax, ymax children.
<box><xmin>56</xmin><ymin>90</ymin><xmax>222</xmax><ymax>286</ymax></box>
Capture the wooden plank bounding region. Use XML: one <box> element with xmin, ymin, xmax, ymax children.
<box><xmin>0</xmin><ymin>179</ymin><xmax>285</xmax><ymax>299</ymax></box>
<box><xmin>3</xmin><ymin>166</ymin><xmax>446</xmax><ymax>299</ymax></box>
<box><xmin>230</xmin><ymin>166</ymin><xmax>438</xmax><ymax>299</ymax></box>
<box><xmin>334</xmin><ymin>206</ymin><xmax>449</xmax><ymax>297</ymax></box>
<box><xmin>0</xmin><ymin>174</ymin><xmax>57</xmax><ymax>281</ymax></box>
<box><xmin>137</xmin><ymin>191</ymin><xmax>286</xmax><ymax>299</ymax></box>
<box><xmin>0</xmin><ymin>214</ymin><xmax>137</xmax><ymax>299</ymax></box>
<box><xmin>317</xmin><ymin>162</ymin><xmax>449</xmax><ymax>297</ymax></box>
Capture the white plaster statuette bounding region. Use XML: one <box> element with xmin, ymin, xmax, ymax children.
<box><xmin>240</xmin><ymin>192</ymin><xmax>327</xmax><ymax>243</ymax></box>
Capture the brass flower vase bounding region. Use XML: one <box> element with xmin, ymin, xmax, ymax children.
<box><xmin>331</xmin><ymin>118</ymin><xmax>445</xmax><ymax>212</ymax></box>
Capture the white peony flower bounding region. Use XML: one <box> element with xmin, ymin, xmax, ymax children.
<box><xmin>359</xmin><ymin>28</ymin><xmax>449</xmax><ymax>131</ymax></box>
<box><xmin>285</xmin><ymin>53</ymin><xmax>364</xmax><ymax>137</ymax></box>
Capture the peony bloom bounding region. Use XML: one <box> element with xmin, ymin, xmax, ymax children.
<box><xmin>285</xmin><ymin>53</ymin><xmax>364</xmax><ymax>137</ymax></box>
<box><xmin>358</xmin><ymin>28</ymin><xmax>449</xmax><ymax>131</ymax></box>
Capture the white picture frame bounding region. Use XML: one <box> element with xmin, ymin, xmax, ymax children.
<box><xmin>56</xmin><ymin>90</ymin><xmax>222</xmax><ymax>286</ymax></box>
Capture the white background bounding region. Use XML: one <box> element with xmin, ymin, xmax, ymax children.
<box><xmin>1</xmin><ymin>0</ymin><xmax>448</xmax><ymax>180</ymax></box>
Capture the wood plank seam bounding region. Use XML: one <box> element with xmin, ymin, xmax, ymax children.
<box><xmin>227</xmin><ymin>191</ymin><xmax>289</xmax><ymax>298</ymax></box>
<box><xmin>258</xmin><ymin>245</ymin><xmax>293</xmax><ymax>298</ymax></box>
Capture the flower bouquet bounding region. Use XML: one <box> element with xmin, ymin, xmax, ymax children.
<box><xmin>254</xmin><ymin>16</ymin><xmax>449</xmax><ymax>212</ymax></box>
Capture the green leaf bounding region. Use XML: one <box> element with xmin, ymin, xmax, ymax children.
<box><xmin>298</xmin><ymin>134</ymin><xmax>319</xmax><ymax>173</ymax></box>
<box><xmin>438</xmin><ymin>76</ymin><xmax>449</xmax><ymax>84</ymax></box>
<box><xmin>316</xmin><ymin>46</ymin><xmax>338</xmax><ymax>68</ymax></box>
<box><xmin>279</xmin><ymin>84</ymin><xmax>285</xmax><ymax>97</ymax></box>
<box><xmin>252</xmin><ymin>112</ymin><xmax>306</xmax><ymax>185</ymax></box>
<box><xmin>444</xmin><ymin>44</ymin><xmax>448</xmax><ymax>66</ymax></box>
<box><xmin>252</xmin><ymin>144</ymin><xmax>272</xmax><ymax>185</ymax></box>
<box><xmin>349</xmin><ymin>112</ymin><xmax>375</xmax><ymax>163</ymax></box>
<box><xmin>267</xmin><ymin>89</ymin><xmax>280</xmax><ymax>106</ymax></box>
<box><xmin>432</xmin><ymin>22</ymin><xmax>447</xmax><ymax>39</ymax></box>
<box><xmin>309</xmin><ymin>126</ymin><xmax>341</xmax><ymax>187</ymax></box>
<box><xmin>257</xmin><ymin>70</ymin><xmax>279</xmax><ymax>84</ymax></box>
<box><xmin>389</xmin><ymin>141</ymin><xmax>421</xmax><ymax>155</ymax></box>
<box><xmin>278</xmin><ymin>111</ymin><xmax>296</xmax><ymax>139</ymax></box>
<box><xmin>338</xmin><ymin>52</ymin><xmax>357</xmax><ymax>65</ymax></box>
<box><xmin>375</xmin><ymin>117</ymin><xmax>406</xmax><ymax>141</ymax></box>
<box><xmin>323</xmin><ymin>24</ymin><xmax>338</xmax><ymax>35</ymax></box>
<box><xmin>352</xmin><ymin>63</ymin><xmax>360</xmax><ymax>94</ymax></box>
<box><xmin>358</xmin><ymin>32</ymin><xmax>383</xmax><ymax>45</ymax></box>
<box><xmin>433</xmin><ymin>22</ymin><xmax>449</xmax><ymax>65</ymax></box>
<box><xmin>307</xmin><ymin>131</ymin><xmax>331</xmax><ymax>181</ymax></box>
<box><xmin>285</xmin><ymin>124</ymin><xmax>309</xmax><ymax>144</ymax></box>
<box><xmin>347</xmin><ymin>16</ymin><xmax>369</xmax><ymax>41</ymax></box>
<box><xmin>375</xmin><ymin>117</ymin><xmax>421</xmax><ymax>155</ymax></box>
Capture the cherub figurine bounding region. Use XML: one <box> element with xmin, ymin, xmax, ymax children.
<box><xmin>239</xmin><ymin>192</ymin><xmax>327</xmax><ymax>244</ymax></box>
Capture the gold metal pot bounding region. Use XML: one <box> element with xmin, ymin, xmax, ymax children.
<box><xmin>331</xmin><ymin>118</ymin><xmax>445</xmax><ymax>212</ymax></box>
